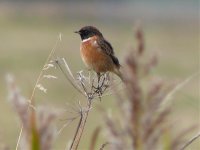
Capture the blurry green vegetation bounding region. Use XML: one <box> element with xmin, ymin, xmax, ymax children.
<box><xmin>0</xmin><ymin>1</ymin><xmax>199</xmax><ymax>150</ymax></box>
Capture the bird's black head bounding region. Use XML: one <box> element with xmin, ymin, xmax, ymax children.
<box><xmin>75</xmin><ymin>26</ymin><xmax>103</xmax><ymax>40</ymax></box>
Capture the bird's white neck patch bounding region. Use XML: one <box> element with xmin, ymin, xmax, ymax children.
<box><xmin>82</xmin><ymin>37</ymin><xmax>91</xmax><ymax>43</ymax></box>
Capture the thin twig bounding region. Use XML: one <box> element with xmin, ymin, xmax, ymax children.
<box><xmin>57</xmin><ymin>116</ymin><xmax>79</xmax><ymax>136</ymax></box>
<box><xmin>161</xmin><ymin>72</ymin><xmax>199</xmax><ymax>108</ymax></box>
<box><xmin>62</xmin><ymin>58</ymin><xmax>76</xmax><ymax>80</ymax></box>
<box><xmin>70</xmin><ymin>101</ymin><xmax>92</xmax><ymax>150</ymax></box>
<box><xmin>56</xmin><ymin>58</ymin><xmax>85</xmax><ymax>96</ymax></box>
<box><xmin>179</xmin><ymin>132</ymin><xmax>200</xmax><ymax>150</ymax></box>
<box><xmin>15</xmin><ymin>33</ymin><xmax>61</xmax><ymax>150</ymax></box>
<box><xmin>15</xmin><ymin>126</ymin><xmax>23</xmax><ymax>150</ymax></box>
<box><xmin>99</xmin><ymin>142</ymin><xmax>110</xmax><ymax>150</ymax></box>
<box><xmin>89</xmin><ymin>127</ymin><xmax>101</xmax><ymax>150</ymax></box>
<box><xmin>30</xmin><ymin>33</ymin><xmax>61</xmax><ymax>103</ymax></box>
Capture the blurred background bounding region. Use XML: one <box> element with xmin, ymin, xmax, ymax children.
<box><xmin>0</xmin><ymin>0</ymin><xmax>199</xmax><ymax>149</ymax></box>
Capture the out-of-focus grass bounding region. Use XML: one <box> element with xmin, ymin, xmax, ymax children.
<box><xmin>0</xmin><ymin>3</ymin><xmax>199</xmax><ymax>149</ymax></box>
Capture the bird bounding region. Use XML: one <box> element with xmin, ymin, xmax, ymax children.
<box><xmin>75</xmin><ymin>26</ymin><xmax>123</xmax><ymax>81</ymax></box>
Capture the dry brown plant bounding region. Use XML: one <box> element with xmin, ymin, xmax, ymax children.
<box><xmin>100</xmin><ymin>26</ymin><xmax>199</xmax><ymax>150</ymax></box>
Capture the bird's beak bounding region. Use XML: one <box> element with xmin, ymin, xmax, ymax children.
<box><xmin>74</xmin><ymin>31</ymin><xmax>80</xmax><ymax>34</ymax></box>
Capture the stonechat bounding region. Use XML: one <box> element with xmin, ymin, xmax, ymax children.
<box><xmin>75</xmin><ymin>26</ymin><xmax>123</xmax><ymax>80</ymax></box>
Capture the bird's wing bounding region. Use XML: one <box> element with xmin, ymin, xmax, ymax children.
<box><xmin>97</xmin><ymin>38</ymin><xmax>120</xmax><ymax>67</ymax></box>
<box><xmin>97</xmin><ymin>38</ymin><xmax>114</xmax><ymax>55</ymax></box>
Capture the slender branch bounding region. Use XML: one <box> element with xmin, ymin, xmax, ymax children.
<box><xmin>15</xmin><ymin>34</ymin><xmax>61</xmax><ymax>150</ymax></box>
<box><xmin>15</xmin><ymin>126</ymin><xmax>23</xmax><ymax>150</ymax></box>
<box><xmin>57</xmin><ymin>116</ymin><xmax>79</xmax><ymax>136</ymax></box>
<box><xmin>161</xmin><ymin>72</ymin><xmax>199</xmax><ymax>108</ymax></box>
<box><xmin>70</xmin><ymin>101</ymin><xmax>92</xmax><ymax>150</ymax></box>
<box><xmin>30</xmin><ymin>33</ymin><xmax>61</xmax><ymax>103</ymax></box>
<box><xmin>99</xmin><ymin>142</ymin><xmax>110</xmax><ymax>150</ymax></box>
<box><xmin>56</xmin><ymin>58</ymin><xmax>85</xmax><ymax>96</ymax></box>
<box><xmin>89</xmin><ymin>127</ymin><xmax>101</xmax><ymax>150</ymax></box>
<box><xmin>179</xmin><ymin>132</ymin><xmax>200</xmax><ymax>150</ymax></box>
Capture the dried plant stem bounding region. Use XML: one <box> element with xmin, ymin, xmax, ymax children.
<box><xmin>15</xmin><ymin>127</ymin><xmax>23</xmax><ymax>150</ymax></box>
<box><xmin>89</xmin><ymin>127</ymin><xmax>101</xmax><ymax>150</ymax></box>
<box><xmin>15</xmin><ymin>34</ymin><xmax>61</xmax><ymax>150</ymax></box>
<box><xmin>161</xmin><ymin>72</ymin><xmax>199</xmax><ymax>108</ymax></box>
<box><xmin>179</xmin><ymin>132</ymin><xmax>200</xmax><ymax>150</ymax></box>
<box><xmin>29</xmin><ymin>34</ymin><xmax>60</xmax><ymax>103</ymax></box>
<box><xmin>56</xmin><ymin>56</ymin><xmax>111</xmax><ymax>149</ymax></box>
<box><xmin>99</xmin><ymin>142</ymin><xmax>110</xmax><ymax>150</ymax></box>
<box><xmin>70</xmin><ymin>101</ymin><xmax>92</xmax><ymax>150</ymax></box>
<box><xmin>56</xmin><ymin>59</ymin><xmax>85</xmax><ymax>96</ymax></box>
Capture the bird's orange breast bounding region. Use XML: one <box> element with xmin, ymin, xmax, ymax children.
<box><xmin>80</xmin><ymin>36</ymin><xmax>113</xmax><ymax>73</ymax></box>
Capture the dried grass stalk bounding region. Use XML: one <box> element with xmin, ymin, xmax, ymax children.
<box><xmin>6</xmin><ymin>75</ymin><xmax>57</xmax><ymax>150</ymax></box>
<box><xmin>103</xmin><ymin>26</ymin><xmax>198</xmax><ymax>150</ymax></box>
